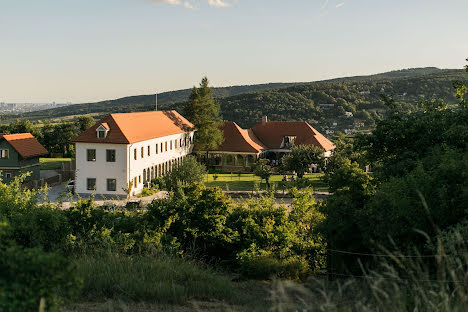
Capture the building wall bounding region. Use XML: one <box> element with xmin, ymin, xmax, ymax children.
<box><xmin>128</xmin><ymin>131</ymin><xmax>194</xmax><ymax>196</ymax></box>
<box><xmin>75</xmin><ymin>131</ymin><xmax>194</xmax><ymax>197</ymax></box>
<box><xmin>75</xmin><ymin>142</ymin><xmax>128</xmax><ymax>196</ymax></box>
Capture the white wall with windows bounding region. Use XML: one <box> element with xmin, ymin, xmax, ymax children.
<box><xmin>128</xmin><ymin>131</ymin><xmax>194</xmax><ymax>196</ymax></box>
<box><xmin>75</xmin><ymin>131</ymin><xmax>195</xmax><ymax>197</ymax></box>
<box><xmin>75</xmin><ymin>143</ymin><xmax>128</xmax><ymax>196</ymax></box>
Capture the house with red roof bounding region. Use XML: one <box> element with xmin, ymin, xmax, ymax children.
<box><xmin>72</xmin><ymin>110</ymin><xmax>195</xmax><ymax>197</ymax></box>
<box><xmin>0</xmin><ymin>133</ymin><xmax>48</xmax><ymax>183</ymax></box>
<box><xmin>202</xmin><ymin>116</ymin><xmax>335</xmax><ymax>172</ymax></box>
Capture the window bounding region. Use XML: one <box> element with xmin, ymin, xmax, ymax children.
<box><xmin>134</xmin><ymin>149</ymin><xmax>137</xmax><ymax>160</ymax></box>
<box><xmin>107</xmin><ymin>179</ymin><xmax>116</xmax><ymax>191</ymax></box>
<box><xmin>134</xmin><ymin>177</ymin><xmax>137</xmax><ymax>187</ymax></box>
<box><xmin>0</xmin><ymin>149</ymin><xmax>9</xmax><ymax>159</ymax></box>
<box><xmin>179</xmin><ymin>138</ymin><xmax>182</xmax><ymax>147</ymax></box>
<box><xmin>141</xmin><ymin>147</ymin><xmax>144</xmax><ymax>158</ymax></box>
<box><xmin>139</xmin><ymin>175</ymin><xmax>141</xmax><ymax>183</ymax></box>
<box><xmin>160</xmin><ymin>142</ymin><xmax>163</xmax><ymax>153</ymax></box>
<box><xmin>87</xmin><ymin>178</ymin><xmax>96</xmax><ymax>190</ymax></box>
<box><xmin>87</xmin><ymin>149</ymin><xmax>96</xmax><ymax>161</ymax></box>
<box><xmin>165</xmin><ymin>142</ymin><xmax>168</xmax><ymax>152</ymax></box>
<box><xmin>175</xmin><ymin>140</ymin><xmax>178</xmax><ymax>149</ymax></box>
<box><xmin>170</xmin><ymin>140</ymin><xmax>173</xmax><ymax>150</ymax></box>
<box><xmin>97</xmin><ymin>130</ymin><xmax>106</xmax><ymax>139</ymax></box>
<box><xmin>106</xmin><ymin>149</ymin><xmax>116</xmax><ymax>162</ymax></box>
<box><xmin>156</xmin><ymin>144</ymin><xmax>158</xmax><ymax>154</ymax></box>
<box><xmin>148</xmin><ymin>146</ymin><xmax>150</xmax><ymax>156</ymax></box>
<box><xmin>5</xmin><ymin>173</ymin><xmax>12</xmax><ymax>179</ymax></box>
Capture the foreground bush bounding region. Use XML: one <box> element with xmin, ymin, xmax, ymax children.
<box><xmin>0</xmin><ymin>246</ymin><xmax>80</xmax><ymax>312</ymax></box>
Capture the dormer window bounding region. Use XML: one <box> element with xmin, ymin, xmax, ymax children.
<box><xmin>280</xmin><ymin>136</ymin><xmax>297</xmax><ymax>149</ymax></box>
<box><xmin>96</xmin><ymin>124</ymin><xmax>109</xmax><ymax>139</ymax></box>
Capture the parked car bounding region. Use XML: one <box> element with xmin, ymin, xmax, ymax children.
<box><xmin>67</xmin><ymin>180</ymin><xmax>75</xmax><ymax>194</ymax></box>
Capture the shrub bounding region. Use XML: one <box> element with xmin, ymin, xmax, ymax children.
<box><xmin>0</xmin><ymin>246</ymin><xmax>80</xmax><ymax>312</ymax></box>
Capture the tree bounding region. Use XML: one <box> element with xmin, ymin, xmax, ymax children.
<box><xmin>253</xmin><ymin>159</ymin><xmax>273</xmax><ymax>189</ymax></box>
<box><xmin>163</xmin><ymin>156</ymin><xmax>207</xmax><ymax>190</ymax></box>
<box><xmin>281</xmin><ymin>145</ymin><xmax>325</xmax><ymax>178</ymax></box>
<box><xmin>184</xmin><ymin>77</ymin><xmax>223</xmax><ymax>152</ymax></box>
<box><xmin>74</xmin><ymin>116</ymin><xmax>95</xmax><ymax>133</ymax></box>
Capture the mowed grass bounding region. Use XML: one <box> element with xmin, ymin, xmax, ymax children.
<box><xmin>40</xmin><ymin>158</ymin><xmax>72</xmax><ymax>170</ymax></box>
<box><xmin>204</xmin><ymin>173</ymin><xmax>327</xmax><ymax>191</ymax></box>
<box><xmin>74</xmin><ymin>253</ymin><xmax>268</xmax><ymax>308</ymax></box>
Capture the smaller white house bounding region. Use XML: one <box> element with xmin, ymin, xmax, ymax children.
<box><xmin>72</xmin><ymin>110</ymin><xmax>195</xmax><ymax>197</ymax></box>
<box><xmin>344</xmin><ymin>111</ymin><xmax>354</xmax><ymax>118</ymax></box>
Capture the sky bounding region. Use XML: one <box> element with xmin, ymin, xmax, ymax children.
<box><xmin>1</xmin><ymin>0</ymin><xmax>467</xmax><ymax>103</ymax></box>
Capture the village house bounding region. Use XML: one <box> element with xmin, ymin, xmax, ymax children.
<box><xmin>0</xmin><ymin>133</ymin><xmax>48</xmax><ymax>184</ymax></box>
<box><xmin>200</xmin><ymin>116</ymin><xmax>335</xmax><ymax>172</ymax></box>
<box><xmin>72</xmin><ymin>111</ymin><xmax>195</xmax><ymax>197</ymax></box>
<box><xmin>353</xmin><ymin>119</ymin><xmax>365</xmax><ymax>128</ymax></box>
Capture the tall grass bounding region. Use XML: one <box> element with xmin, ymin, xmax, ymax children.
<box><xmin>75</xmin><ymin>253</ymin><xmax>236</xmax><ymax>304</ymax></box>
<box><xmin>270</xmin><ymin>233</ymin><xmax>468</xmax><ymax>312</ymax></box>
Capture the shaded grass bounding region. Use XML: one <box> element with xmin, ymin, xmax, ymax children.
<box><xmin>40</xmin><ymin>158</ymin><xmax>72</xmax><ymax>170</ymax></box>
<box><xmin>74</xmin><ymin>253</ymin><xmax>265</xmax><ymax>306</ymax></box>
<box><xmin>204</xmin><ymin>173</ymin><xmax>327</xmax><ymax>191</ymax></box>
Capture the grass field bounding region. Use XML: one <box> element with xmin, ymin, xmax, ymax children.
<box><xmin>204</xmin><ymin>173</ymin><xmax>327</xmax><ymax>192</ymax></box>
<box><xmin>39</xmin><ymin>158</ymin><xmax>72</xmax><ymax>170</ymax></box>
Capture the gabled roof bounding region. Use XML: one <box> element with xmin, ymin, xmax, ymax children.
<box><xmin>72</xmin><ymin>110</ymin><xmax>195</xmax><ymax>144</ymax></box>
<box><xmin>251</xmin><ymin>121</ymin><xmax>335</xmax><ymax>152</ymax></box>
<box><xmin>214</xmin><ymin>122</ymin><xmax>267</xmax><ymax>153</ymax></box>
<box><xmin>0</xmin><ymin>133</ymin><xmax>48</xmax><ymax>158</ymax></box>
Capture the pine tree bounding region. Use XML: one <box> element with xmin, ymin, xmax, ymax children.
<box><xmin>184</xmin><ymin>77</ymin><xmax>223</xmax><ymax>151</ymax></box>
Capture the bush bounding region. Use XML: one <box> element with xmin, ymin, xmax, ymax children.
<box><xmin>0</xmin><ymin>246</ymin><xmax>80</xmax><ymax>312</ymax></box>
<box><xmin>237</xmin><ymin>245</ymin><xmax>309</xmax><ymax>280</ymax></box>
<box><xmin>162</xmin><ymin>156</ymin><xmax>207</xmax><ymax>190</ymax></box>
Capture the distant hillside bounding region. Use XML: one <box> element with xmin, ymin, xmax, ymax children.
<box><xmin>3</xmin><ymin>68</ymin><xmax>466</xmax><ymax>132</ymax></box>
<box><xmin>2</xmin><ymin>82</ymin><xmax>302</xmax><ymax>123</ymax></box>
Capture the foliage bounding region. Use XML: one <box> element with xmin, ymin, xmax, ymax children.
<box><xmin>0</xmin><ymin>246</ymin><xmax>80</xmax><ymax>312</ymax></box>
<box><xmin>281</xmin><ymin>145</ymin><xmax>325</xmax><ymax>178</ymax></box>
<box><xmin>184</xmin><ymin>77</ymin><xmax>223</xmax><ymax>151</ymax></box>
<box><xmin>159</xmin><ymin>155</ymin><xmax>207</xmax><ymax>190</ymax></box>
<box><xmin>146</xmin><ymin>183</ymin><xmax>234</xmax><ymax>259</ymax></box>
<box><xmin>253</xmin><ymin>159</ymin><xmax>274</xmax><ymax>188</ymax></box>
<box><xmin>76</xmin><ymin>253</ymin><xmax>235</xmax><ymax>304</ymax></box>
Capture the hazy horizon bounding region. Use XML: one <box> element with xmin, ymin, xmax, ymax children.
<box><xmin>1</xmin><ymin>0</ymin><xmax>467</xmax><ymax>103</ymax></box>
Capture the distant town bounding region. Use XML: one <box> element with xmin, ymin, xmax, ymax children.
<box><xmin>0</xmin><ymin>102</ymin><xmax>72</xmax><ymax>114</ymax></box>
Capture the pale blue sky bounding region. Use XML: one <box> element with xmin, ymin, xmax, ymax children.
<box><xmin>1</xmin><ymin>0</ymin><xmax>467</xmax><ymax>103</ymax></box>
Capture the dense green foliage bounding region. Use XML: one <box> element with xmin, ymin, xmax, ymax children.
<box><xmin>152</xmin><ymin>155</ymin><xmax>207</xmax><ymax>190</ymax></box>
<box><xmin>281</xmin><ymin>145</ymin><xmax>325</xmax><ymax>178</ymax></box>
<box><xmin>184</xmin><ymin>77</ymin><xmax>223</xmax><ymax>151</ymax></box>
<box><xmin>321</xmin><ymin>97</ymin><xmax>468</xmax><ymax>273</ymax></box>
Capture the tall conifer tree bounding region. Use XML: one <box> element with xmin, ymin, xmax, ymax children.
<box><xmin>184</xmin><ymin>77</ymin><xmax>223</xmax><ymax>152</ymax></box>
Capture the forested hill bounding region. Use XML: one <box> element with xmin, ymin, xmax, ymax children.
<box><xmin>4</xmin><ymin>68</ymin><xmax>466</xmax><ymax>130</ymax></box>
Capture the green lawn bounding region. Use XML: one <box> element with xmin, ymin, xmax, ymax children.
<box><xmin>204</xmin><ymin>173</ymin><xmax>327</xmax><ymax>192</ymax></box>
<box><xmin>40</xmin><ymin>158</ymin><xmax>72</xmax><ymax>170</ymax></box>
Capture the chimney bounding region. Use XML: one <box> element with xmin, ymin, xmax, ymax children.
<box><xmin>262</xmin><ymin>116</ymin><xmax>268</xmax><ymax>125</ymax></box>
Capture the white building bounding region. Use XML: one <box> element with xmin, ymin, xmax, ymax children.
<box><xmin>72</xmin><ymin>110</ymin><xmax>195</xmax><ymax>197</ymax></box>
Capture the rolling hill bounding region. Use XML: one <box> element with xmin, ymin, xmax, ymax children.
<box><xmin>3</xmin><ymin>67</ymin><xmax>466</xmax><ymax>131</ymax></box>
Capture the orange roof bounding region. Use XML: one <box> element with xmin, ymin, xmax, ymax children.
<box><xmin>214</xmin><ymin>122</ymin><xmax>267</xmax><ymax>153</ymax></box>
<box><xmin>72</xmin><ymin>110</ymin><xmax>195</xmax><ymax>144</ymax></box>
<box><xmin>251</xmin><ymin>121</ymin><xmax>335</xmax><ymax>152</ymax></box>
<box><xmin>0</xmin><ymin>133</ymin><xmax>48</xmax><ymax>158</ymax></box>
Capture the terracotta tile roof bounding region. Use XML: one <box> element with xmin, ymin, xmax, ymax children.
<box><xmin>72</xmin><ymin>110</ymin><xmax>195</xmax><ymax>144</ymax></box>
<box><xmin>251</xmin><ymin>121</ymin><xmax>335</xmax><ymax>152</ymax></box>
<box><xmin>214</xmin><ymin>122</ymin><xmax>267</xmax><ymax>153</ymax></box>
<box><xmin>0</xmin><ymin>133</ymin><xmax>48</xmax><ymax>158</ymax></box>
<box><xmin>99</xmin><ymin>123</ymin><xmax>110</xmax><ymax>130</ymax></box>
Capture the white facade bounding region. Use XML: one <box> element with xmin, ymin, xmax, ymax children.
<box><xmin>75</xmin><ymin>131</ymin><xmax>194</xmax><ymax>197</ymax></box>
